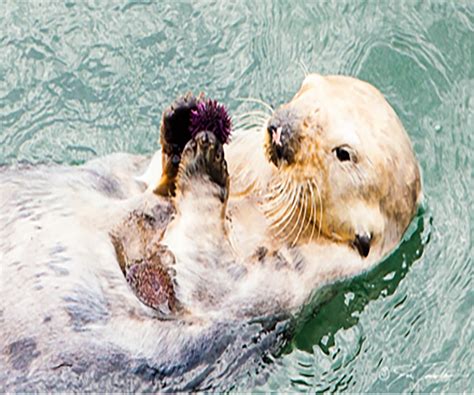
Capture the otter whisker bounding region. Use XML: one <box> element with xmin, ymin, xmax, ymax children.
<box><xmin>279</xmin><ymin>184</ymin><xmax>304</xmax><ymax>241</ymax></box>
<box><xmin>234</xmin><ymin>119</ymin><xmax>269</xmax><ymax>131</ymax></box>
<box><xmin>264</xmin><ymin>182</ymin><xmax>293</xmax><ymax>220</ymax></box>
<box><xmin>303</xmin><ymin>180</ymin><xmax>315</xmax><ymax>243</ymax></box>
<box><xmin>265</xmin><ymin>179</ymin><xmax>297</xmax><ymax>221</ymax></box>
<box><xmin>234</xmin><ymin>117</ymin><xmax>270</xmax><ymax>128</ymax></box>
<box><xmin>280</xmin><ymin>182</ymin><xmax>303</xmax><ymax>238</ymax></box>
<box><xmin>285</xmin><ymin>182</ymin><xmax>306</xmax><ymax>244</ymax></box>
<box><xmin>306</xmin><ymin>181</ymin><xmax>317</xmax><ymax>244</ymax></box>
<box><xmin>273</xmin><ymin>182</ymin><xmax>301</xmax><ymax>239</ymax></box>
<box><xmin>234</xmin><ymin>115</ymin><xmax>269</xmax><ymax>129</ymax></box>
<box><xmin>234</xmin><ymin>110</ymin><xmax>272</xmax><ymax>120</ymax></box>
<box><xmin>312</xmin><ymin>180</ymin><xmax>324</xmax><ymax>240</ymax></box>
<box><xmin>291</xmin><ymin>183</ymin><xmax>308</xmax><ymax>247</ymax></box>
<box><xmin>267</xmin><ymin>203</ymin><xmax>293</xmax><ymax>239</ymax></box>
<box><xmin>262</xmin><ymin>176</ymin><xmax>290</xmax><ymax>204</ymax></box>
<box><xmin>235</xmin><ymin>114</ymin><xmax>269</xmax><ymax>123</ymax></box>
<box><xmin>267</xmin><ymin>179</ymin><xmax>296</xmax><ymax>230</ymax></box>
<box><xmin>235</xmin><ymin>97</ymin><xmax>274</xmax><ymax>114</ymax></box>
<box><xmin>263</xmin><ymin>177</ymin><xmax>287</xmax><ymax>198</ymax></box>
<box><xmin>300</xmin><ymin>182</ymin><xmax>314</xmax><ymax>244</ymax></box>
<box><xmin>298</xmin><ymin>59</ymin><xmax>309</xmax><ymax>77</ymax></box>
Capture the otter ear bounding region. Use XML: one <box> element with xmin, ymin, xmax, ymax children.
<box><xmin>353</xmin><ymin>232</ymin><xmax>371</xmax><ymax>258</ymax></box>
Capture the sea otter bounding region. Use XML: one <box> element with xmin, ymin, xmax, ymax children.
<box><xmin>0</xmin><ymin>74</ymin><xmax>421</xmax><ymax>391</ymax></box>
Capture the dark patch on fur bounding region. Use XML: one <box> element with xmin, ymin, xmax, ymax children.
<box><xmin>271</xmin><ymin>251</ymin><xmax>289</xmax><ymax>270</ymax></box>
<box><xmin>227</xmin><ymin>264</ymin><xmax>247</xmax><ymax>279</ymax></box>
<box><xmin>289</xmin><ymin>248</ymin><xmax>306</xmax><ymax>272</ymax></box>
<box><xmin>46</xmin><ymin>243</ymin><xmax>71</xmax><ymax>276</ymax></box>
<box><xmin>50</xmin><ymin>244</ymin><xmax>67</xmax><ymax>255</ymax></box>
<box><xmin>63</xmin><ymin>287</ymin><xmax>110</xmax><ymax>331</ymax></box>
<box><xmin>84</xmin><ymin>169</ymin><xmax>125</xmax><ymax>199</ymax></box>
<box><xmin>111</xmin><ymin>233</ymin><xmax>128</xmax><ymax>274</ymax></box>
<box><xmin>5</xmin><ymin>337</ymin><xmax>40</xmax><ymax>370</ymax></box>
<box><xmin>17</xmin><ymin>210</ymin><xmax>34</xmax><ymax>219</ymax></box>
<box><xmin>46</xmin><ymin>262</ymin><xmax>69</xmax><ymax>276</ymax></box>
<box><xmin>254</xmin><ymin>246</ymin><xmax>268</xmax><ymax>262</ymax></box>
<box><xmin>96</xmin><ymin>351</ymin><xmax>130</xmax><ymax>375</ymax></box>
<box><xmin>150</xmin><ymin>202</ymin><xmax>175</xmax><ymax>226</ymax></box>
<box><xmin>3</xmin><ymin>316</ymin><xmax>293</xmax><ymax>392</ymax></box>
<box><xmin>2</xmin><ymin>243</ymin><xmax>14</xmax><ymax>254</ymax></box>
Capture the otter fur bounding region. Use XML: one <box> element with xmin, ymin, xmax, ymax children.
<box><xmin>0</xmin><ymin>74</ymin><xmax>421</xmax><ymax>391</ymax></box>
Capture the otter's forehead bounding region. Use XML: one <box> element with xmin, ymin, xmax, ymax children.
<box><xmin>297</xmin><ymin>74</ymin><xmax>406</xmax><ymax>152</ymax></box>
<box><xmin>321</xmin><ymin>117</ymin><xmax>362</xmax><ymax>148</ymax></box>
<box><xmin>301</xmin><ymin>73</ymin><xmax>392</xmax><ymax>119</ymax></box>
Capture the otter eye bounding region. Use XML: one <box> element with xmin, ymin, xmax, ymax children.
<box><xmin>334</xmin><ymin>147</ymin><xmax>351</xmax><ymax>162</ymax></box>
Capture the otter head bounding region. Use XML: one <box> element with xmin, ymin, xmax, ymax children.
<box><xmin>263</xmin><ymin>74</ymin><xmax>421</xmax><ymax>258</ymax></box>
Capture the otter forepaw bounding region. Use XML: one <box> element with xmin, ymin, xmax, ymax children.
<box><xmin>177</xmin><ymin>131</ymin><xmax>229</xmax><ymax>203</ymax></box>
<box><xmin>155</xmin><ymin>92</ymin><xmax>205</xmax><ymax>197</ymax></box>
<box><xmin>161</xmin><ymin>92</ymin><xmax>205</xmax><ymax>146</ymax></box>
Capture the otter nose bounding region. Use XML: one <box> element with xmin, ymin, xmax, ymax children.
<box><xmin>267</xmin><ymin>121</ymin><xmax>291</xmax><ymax>147</ymax></box>
<box><xmin>267</xmin><ymin>125</ymin><xmax>283</xmax><ymax>146</ymax></box>
<box><xmin>267</xmin><ymin>108</ymin><xmax>299</xmax><ymax>166</ymax></box>
<box><xmin>267</xmin><ymin>107</ymin><xmax>297</xmax><ymax>144</ymax></box>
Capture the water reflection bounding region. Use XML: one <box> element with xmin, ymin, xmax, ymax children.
<box><xmin>295</xmin><ymin>207</ymin><xmax>431</xmax><ymax>354</ymax></box>
<box><xmin>254</xmin><ymin>207</ymin><xmax>433</xmax><ymax>392</ymax></box>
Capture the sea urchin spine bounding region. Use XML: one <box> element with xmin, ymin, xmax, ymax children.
<box><xmin>189</xmin><ymin>99</ymin><xmax>232</xmax><ymax>144</ymax></box>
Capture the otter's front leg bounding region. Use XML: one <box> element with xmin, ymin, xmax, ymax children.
<box><xmin>115</xmin><ymin>130</ymin><xmax>230</xmax><ymax>315</ymax></box>
<box><xmin>154</xmin><ymin>93</ymin><xmax>204</xmax><ymax>197</ymax></box>
<box><xmin>164</xmin><ymin>130</ymin><xmax>230</xmax><ymax>254</ymax></box>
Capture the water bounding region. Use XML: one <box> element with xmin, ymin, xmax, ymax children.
<box><xmin>0</xmin><ymin>0</ymin><xmax>472</xmax><ymax>392</ymax></box>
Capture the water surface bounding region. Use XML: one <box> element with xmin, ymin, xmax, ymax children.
<box><xmin>0</xmin><ymin>0</ymin><xmax>472</xmax><ymax>392</ymax></box>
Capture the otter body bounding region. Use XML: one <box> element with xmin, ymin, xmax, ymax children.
<box><xmin>0</xmin><ymin>74</ymin><xmax>421</xmax><ymax>391</ymax></box>
<box><xmin>0</xmin><ymin>155</ymin><xmax>288</xmax><ymax>391</ymax></box>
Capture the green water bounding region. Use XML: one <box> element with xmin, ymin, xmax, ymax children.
<box><xmin>0</xmin><ymin>0</ymin><xmax>472</xmax><ymax>392</ymax></box>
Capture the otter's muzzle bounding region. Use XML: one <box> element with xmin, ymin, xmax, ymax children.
<box><xmin>267</xmin><ymin>108</ymin><xmax>298</xmax><ymax>166</ymax></box>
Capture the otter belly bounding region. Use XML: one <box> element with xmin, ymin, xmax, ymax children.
<box><xmin>0</xmin><ymin>154</ymin><xmax>145</xmax><ymax>380</ymax></box>
<box><xmin>0</xmin><ymin>153</ymin><xmax>283</xmax><ymax>391</ymax></box>
<box><xmin>0</xmin><ymin>155</ymin><xmax>150</xmax><ymax>385</ymax></box>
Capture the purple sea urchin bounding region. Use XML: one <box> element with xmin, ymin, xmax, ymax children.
<box><xmin>189</xmin><ymin>99</ymin><xmax>232</xmax><ymax>144</ymax></box>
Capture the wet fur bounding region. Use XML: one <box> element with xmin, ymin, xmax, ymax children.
<box><xmin>0</xmin><ymin>74</ymin><xmax>421</xmax><ymax>391</ymax></box>
<box><xmin>0</xmin><ymin>154</ymin><xmax>290</xmax><ymax>391</ymax></box>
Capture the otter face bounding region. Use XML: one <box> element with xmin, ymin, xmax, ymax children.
<box><xmin>264</xmin><ymin>74</ymin><xmax>421</xmax><ymax>257</ymax></box>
